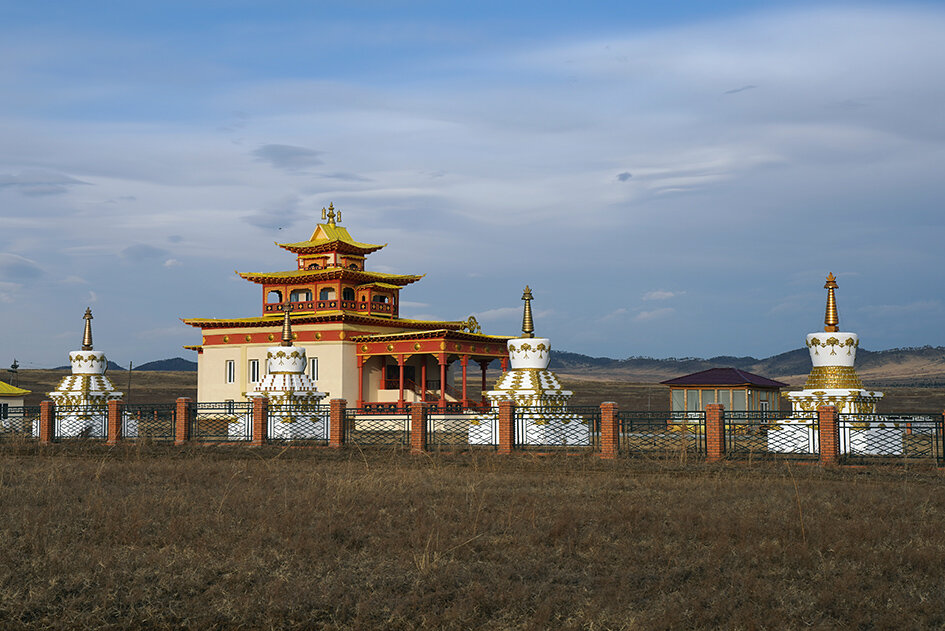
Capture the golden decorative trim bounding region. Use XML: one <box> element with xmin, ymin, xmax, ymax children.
<box><xmin>414</xmin><ymin>343</ymin><xmax>421</xmax><ymax>351</ymax></box>
<box><xmin>338</xmin><ymin>332</ymin><xmax>345</xmax><ymax>340</ymax></box>
<box><xmin>803</xmin><ymin>366</ymin><xmax>864</xmax><ymax>389</ymax></box>
<box><xmin>315</xmin><ymin>332</ymin><xmax>322</xmax><ymax>340</ymax></box>
<box><xmin>223</xmin><ymin>336</ymin><xmax>229</xmax><ymax>343</ymax></box>
<box><xmin>361</xmin><ymin>344</ymin><xmax>369</xmax><ymax>352</ymax></box>
<box><xmin>267</xmin><ymin>334</ymin><xmax>274</xmax><ymax>341</ymax></box>
<box><xmin>387</xmin><ymin>344</ymin><xmax>394</xmax><ymax>352</ymax></box>
<box><xmin>245</xmin><ymin>335</ymin><xmax>252</xmax><ymax>342</ymax></box>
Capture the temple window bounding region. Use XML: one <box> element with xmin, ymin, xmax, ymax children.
<box><xmin>342</xmin><ymin>287</ymin><xmax>355</xmax><ymax>301</ymax></box>
<box><xmin>225</xmin><ymin>360</ymin><xmax>236</xmax><ymax>384</ymax></box>
<box><xmin>319</xmin><ymin>287</ymin><xmax>336</xmax><ymax>300</ymax></box>
<box><xmin>372</xmin><ymin>295</ymin><xmax>389</xmax><ymax>304</ymax></box>
<box><xmin>307</xmin><ymin>263</ymin><xmax>320</xmax><ymax>270</ymax></box>
<box><xmin>290</xmin><ymin>289</ymin><xmax>312</xmax><ymax>302</ymax></box>
<box><xmin>248</xmin><ymin>359</ymin><xmax>260</xmax><ymax>383</ymax></box>
<box><xmin>349</xmin><ymin>263</ymin><xmax>359</xmax><ymax>270</ymax></box>
<box><xmin>266</xmin><ymin>290</ymin><xmax>282</xmax><ymax>303</ymax></box>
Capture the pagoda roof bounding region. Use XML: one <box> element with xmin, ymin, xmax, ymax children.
<box><xmin>277</xmin><ymin>222</ymin><xmax>385</xmax><ymax>255</ymax></box>
<box><xmin>0</xmin><ymin>380</ymin><xmax>30</xmax><ymax>397</ymax></box>
<box><xmin>350</xmin><ymin>329</ymin><xmax>513</xmax><ymax>343</ymax></box>
<box><xmin>236</xmin><ymin>268</ymin><xmax>423</xmax><ymax>286</ymax></box>
<box><xmin>661</xmin><ymin>367</ymin><xmax>788</xmax><ymax>388</ymax></box>
<box><xmin>181</xmin><ymin>312</ymin><xmax>465</xmax><ymax>330</ymax></box>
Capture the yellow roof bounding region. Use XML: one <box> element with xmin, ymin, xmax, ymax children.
<box><xmin>278</xmin><ymin>222</ymin><xmax>385</xmax><ymax>252</ymax></box>
<box><xmin>0</xmin><ymin>380</ymin><xmax>30</xmax><ymax>397</ymax></box>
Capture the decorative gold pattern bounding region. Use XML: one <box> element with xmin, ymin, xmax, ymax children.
<box><xmin>315</xmin><ymin>332</ymin><xmax>322</xmax><ymax>340</ymax></box>
<box><xmin>223</xmin><ymin>336</ymin><xmax>229</xmax><ymax>343</ymax></box>
<box><xmin>414</xmin><ymin>343</ymin><xmax>421</xmax><ymax>351</ymax></box>
<box><xmin>803</xmin><ymin>366</ymin><xmax>864</xmax><ymax>389</ymax></box>
<box><xmin>267</xmin><ymin>334</ymin><xmax>274</xmax><ymax>341</ymax></box>
<box><xmin>806</xmin><ymin>336</ymin><xmax>858</xmax><ymax>355</ymax></box>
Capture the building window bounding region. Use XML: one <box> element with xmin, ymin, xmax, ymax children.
<box><xmin>290</xmin><ymin>289</ymin><xmax>312</xmax><ymax>302</ymax></box>
<box><xmin>671</xmin><ymin>390</ymin><xmax>684</xmax><ymax>411</ymax></box>
<box><xmin>732</xmin><ymin>390</ymin><xmax>747</xmax><ymax>411</ymax></box>
<box><xmin>718</xmin><ymin>389</ymin><xmax>731</xmax><ymax>409</ymax></box>
<box><xmin>310</xmin><ymin>357</ymin><xmax>318</xmax><ymax>381</ymax></box>
<box><xmin>319</xmin><ymin>287</ymin><xmax>336</xmax><ymax>300</ymax></box>
<box><xmin>342</xmin><ymin>287</ymin><xmax>355</xmax><ymax>301</ymax></box>
<box><xmin>267</xmin><ymin>290</ymin><xmax>282</xmax><ymax>303</ymax></box>
<box><xmin>249</xmin><ymin>359</ymin><xmax>260</xmax><ymax>383</ymax></box>
<box><xmin>225</xmin><ymin>360</ymin><xmax>236</xmax><ymax>384</ymax></box>
<box><xmin>372</xmin><ymin>294</ymin><xmax>389</xmax><ymax>303</ymax></box>
<box><xmin>686</xmin><ymin>389</ymin><xmax>699</xmax><ymax>412</ymax></box>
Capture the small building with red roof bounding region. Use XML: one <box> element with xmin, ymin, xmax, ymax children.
<box><xmin>661</xmin><ymin>367</ymin><xmax>787</xmax><ymax>413</ymax></box>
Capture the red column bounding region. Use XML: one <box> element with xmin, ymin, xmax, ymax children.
<box><xmin>479</xmin><ymin>361</ymin><xmax>488</xmax><ymax>406</ymax></box>
<box><xmin>460</xmin><ymin>355</ymin><xmax>469</xmax><ymax>409</ymax></box>
<box><xmin>410</xmin><ymin>402</ymin><xmax>427</xmax><ymax>454</ymax></box>
<box><xmin>39</xmin><ymin>400</ymin><xmax>55</xmax><ymax>445</ymax></box>
<box><xmin>438</xmin><ymin>354</ymin><xmax>447</xmax><ymax>411</ymax></box>
<box><xmin>818</xmin><ymin>405</ymin><xmax>839</xmax><ymax>466</ymax></box>
<box><xmin>107</xmin><ymin>399</ymin><xmax>123</xmax><ymax>445</ymax></box>
<box><xmin>357</xmin><ymin>357</ymin><xmax>365</xmax><ymax>408</ymax></box>
<box><xmin>500</xmin><ymin>357</ymin><xmax>508</xmax><ymax>372</ymax></box>
<box><xmin>600</xmin><ymin>401</ymin><xmax>619</xmax><ymax>459</ymax></box>
<box><xmin>421</xmin><ymin>359</ymin><xmax>428</xmax><ymax>403</ymax></box>
<box><xmin>705</xmin><ymin>404</ymin><xmax>725</xmax><ymax>462</ymax></box>
<box><xmin>397</xmin><ymin>355</ymin><xmax>406</xmax><ymax>410</ymax></box>
<box><xmin>329</xmin><ymin>398</ymin><xmax>346</xmax><ymax>448</ymax></box>
<box><xmin>251</xmin><ymin>397</ymin><xmax>268</xmax><ymax>446</ymax></box>
<box><xmin>175</xmin><ymin>397</ymin><xmax>192</xmax><ymax>445</ymax></box>
<box><xmin>497</xmin><ymin>400</ymin><xmax>514</xmax><ymax>455</ymax></box>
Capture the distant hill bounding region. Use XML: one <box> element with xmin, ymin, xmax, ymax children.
<box><xmin>550</xmin><ymin>346</ymin><xmax>945</xmax><ymax>387</ymax></box>
<box><xmin>134</xmin><ymin>358</ymin><xmax>197</xmax><ymax>371</ymax></box>
<box><xmin>53</xmin><ymin>358</ymin><xmax>197</xmax><ymax>371</ymax></box>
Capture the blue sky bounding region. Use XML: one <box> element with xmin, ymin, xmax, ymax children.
<box><xmin>1</xmin><ymin>1</ymin><xmax>944</xmax><ymax>367</ymax></box>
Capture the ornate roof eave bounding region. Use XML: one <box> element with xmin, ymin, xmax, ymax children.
<box><xmin>235</xmin><ymin>268</ymin><xmax>424</xmax><ymax>286</ymax></box>
<box><xmin>180</xmin><ymin>313</ymin><xmax>465</xmax><ymax>330</ymax></box>
<box><xmin>275</xmin><ymin>239</ymin><xmax>386</xmax><ymax>256</ymax></box>
<box><xmin>350</xmin><ymin>330</ymin><xmax>514</xmax><ymax>344</ymax></box>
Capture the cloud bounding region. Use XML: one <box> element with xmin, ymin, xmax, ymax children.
<box><xmin>163</xmin><ymin>258</ymin><xmax>182</xmax><ymax>268</ymax></box>
<box><xmin>252</xmin><ymin>144</ymin><xmax>324</xmax><ymax>171</ymax></box>
<box><xmin>616</xmin><ymin>172</ymin><xmax>632</xmax><ymax>182</ymax></box>
<box><xmin>643</xmin><ymin>290</ymin><xmax>683</xmax><ymax>301</ymax></box>
<box><xmin>87</xmin><ymin>290</ymin><xmax>97</xmax><ymax>303</ymax></box>
<box><xmin>0</xmin><ymin>254</ymin><xmax>44</xmax><ymax>280</ymax></box>
<box><xmin>316</xmin><ymin>172</ymin><xmax>372</xmax><ymax>182</ymax></box>
<box><xmin>0</xmin><ymin>170</ymin><xmax>90</xmax><ymax>196</ymax></box>
<box><xmin>242</xmin><ymin>195</ymin><xmax>306</xmax><ymax>230</ymax></box>
<box><xmin>724</xmin><ymin>85</ymin><xmax>757</xmax><ymax>95</ymax></box>
<box><xmin>63</xmin><ymin>275</ymin><xmax>88</xmax><ymax>285</ymax></box>
<box><xmin>635</xmin><ymin>307</ymin><xmax>675</xmax><ymax>322</ymax></box>
<box><xmin>473</xmin><ymin>306</ymin><xmax>521</xmax><ymax>321</ymax></box>
<box><xmin>399</xmin><ymin>300</ymin><xmax>429</xmax><ymax>308</ymax></box>
<box><xmin>600</xmin><ymin>308</ymin><xmax>629</xmax><ymax>321</ymax></box>
<box><xmin>120</xmin><ymin>244</ymin><xmax>169</xmax><ymax>261</ymax></box>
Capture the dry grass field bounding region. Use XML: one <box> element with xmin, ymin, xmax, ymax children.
<box><xmin>2</xmin><ymin>442</ymin><xmax>945</xmax><ymax>629</ymax></box>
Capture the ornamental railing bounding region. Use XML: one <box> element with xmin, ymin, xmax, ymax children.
<box><xmin>724</xmin><ymin>410</ymin><xmax>818</xmax><ymax>459</ymax></box>
<box><xmin>838</xmin><ymin>413</ymin><xmax>944</xmax><ymax>462</ymax></box>
<box><xmin>427</xmin><ymin>408</ymin><xmax>498</xmax><ymax>449</ymax></box>
<box><xmin>344</xmin><ymin>408</ymin><xmax>410</xmax><ymax>447</ymax></box>
<box><xmin>267</xmin><ymin>403</ymin><xmax>330</xmax><ymax>444</ymax></box>
<box><xmin>512</xmin><ymin>406</ymin><xmax>601</xmax><ymax>449</ymax></box>
<box><xmin>618</xmin><ymin>411</ymin><xmax>705</xmax><ymax>455</ymax></box>
<box><xmin>122</xmin><ymin>403</ymin><xmax>176</xmax><ymax>442</ymax></box>
<box><xmin>190</xmin><ymin>402</ymin><xmax>252</xmax><ymax>442</ymax></box>
<box><xmin>0</xmin><ymin>405</ymin><xmax>40</xmax><ymax>437</ymax></box>
<box><xmin>54</xmin><ymin>405</ymin><xmax>108</xmax><ymax>440</ymax></box>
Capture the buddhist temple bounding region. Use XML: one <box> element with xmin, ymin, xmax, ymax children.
<box><xmin>183</xmin><ymin>204</ymin><xmax>510</xmax><ymax>408</ymax></box>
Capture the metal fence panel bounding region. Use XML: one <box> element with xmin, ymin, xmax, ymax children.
<box><xmin>513</xmin><ymin>406</ymin><xmax>600</xmax><ymax>448</ymax></box>
<box><xmin>268</xmin><ymin>404</ymin><xmax>330</xmax><ymax>444</ymax></box>
<box><xmin>344</xmin><ymin>408</ymin><xmax>410</xmax><ymax>446</ymax></box>
<box><xmin>191</xmin><ymin>402</ymin><xmax>253</xmax><ymax>442</ymax></box>
<box><xmin>839</xmin><ymin>413</ymin><xmax>943</xmax><ymax>462</ymax></box>
<box><xmin>55</xmin><ymin>405</ymin><xmax>107</xmax><ymax>440</ymax></box>
<box><xmin>724</xmin><ymin>410</ymin><xmax>818</xmax><ymax>459</ymax></box>
<box><xmin>618</xmin><ymin>411</ymin><xmax>705</xmax><ymax>455</ymax></box>
<box><xmin>122</xmin><ymin>403</ymin><xmax>176</xmax><ymax>442</ymax></box>
<box><xmin>0</xmin><ymin>406</ymin><xmax>40</xmax><ymax>437</ymax></box>
<box><xmin>428</xmin><ymin>409</ymin><xmax>498</xmax><ymax>449</ymax></box>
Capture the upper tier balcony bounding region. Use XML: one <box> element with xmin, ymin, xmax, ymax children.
<box><xmin>263</xmin><ymin>299</ymin><xmax>398</xmax><ymax>318</ymax></box>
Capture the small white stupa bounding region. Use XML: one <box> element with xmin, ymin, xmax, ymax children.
<box><xmin>773</xmin><ymin>274</ymin><xmax>885</xmax><ymax>454</ymax></box>
<box><xmin>47</xmin><ymin>308</ymin><xmax>123</xmax><ymax>438</ymax></box>
<box><xmin>245</xmin><ymin>304</ymin><xmax>327</xmax><ymax>440</ymax></box>
<box><xmin>473</xmin><ymin>286</ymin><xmax>586</xmax><ymax>445</ymax></box>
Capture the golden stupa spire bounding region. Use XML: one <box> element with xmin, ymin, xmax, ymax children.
<box><xmin>81</xmin><ymin>307</ymin><xmax>94</xmax><ymax>350</ymax></box>
<box><xmin>320</xmin><ymin>202</ymin><xmax>338</xmax><ymax>226</ymax></box>
<box><xmin>521</xmin><ymin>286</ymin><xmax>535</xmax><ymax>338</ymax></box>
<box><xmin>280</xmin><ymin>302</ymin><xmax>294</xmax><ymax>347</ymax></box>
<box><xmin>824</xmin><ymin>272</ymin><xmax>839</xmax><ymax>332</ymax></box>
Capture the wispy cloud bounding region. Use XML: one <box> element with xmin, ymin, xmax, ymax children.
<box><xmin>252</xmin><ymin>144</ymin><xmax>324</xmax><ymax>171</ymax></box>
<box><xmin>643</xmin><ymin>290</ymin><xmax>683</xmax><ymax>301</ymax></box>
<box><xmin>635</xmin><ymin>307</ymin><xmax>675</xmax><ymax>322</ymax></box>
<box><xmin>0</xmin><ymin>170</ymin><xmax>90</xmax><ymax>196</ymax></box>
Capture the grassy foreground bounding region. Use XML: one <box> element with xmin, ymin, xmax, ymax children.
<box><xmin>2</xmin><ymin>444</ymin><xmax>945</xmax><ymax>630</ymax></box>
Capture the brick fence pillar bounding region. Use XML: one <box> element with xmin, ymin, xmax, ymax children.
<box><xmin>175</xmin><ymin>397</ymin><xmax>192</xmax><ymax>446</ymax></box>
<box><xmin>39</xmin><ymin>400</ymin><xmax>55</xmax><ymax>444</ymax></box>
<box><xmin>497</xmin><ymin>400</ymin><xmax>514</xmax><ymax>455</ymax></box>
<box><xmin>329</xmin><ymin>398</ymin><xmax>346</xmax><ymax>448</ymax></box>
<box><xmin>600</xmin><ymin>401</ymin><xmax>619</xmax><ymax>459</ymax></box>
<box><xmin>107</xmin><ymin>399</ymin><xmax>123</xmax><ymax>445</ymax></box>
<box><xmin>705</xmin><ymin>404</ymin><xmax>725</xmax><ymax>462</ymax></box>
<box><xmin>251</xmin><ymin>397</ymin><xmax>268</xmax><ymax>446</ymax></box>
<box><xmin>410</xmin><ymin>402</ymin><xmax>427</xmax><ymax>454</ymax></box>
<box><xmin>818</xmin><ymin>405</ymin><xmax>839</xmax><ymax>466</ymax></box>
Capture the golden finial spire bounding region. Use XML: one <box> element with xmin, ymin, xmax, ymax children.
<box><xmin>521</xmin><ymin>286</ymin><xmax>535</xmax><ymax>338</ymax></box>
<box><xmin>326</xmin><ymin>202</ymin><xmax>336</xmax><ymax>226</ymax></box>
<box><xmin>280</xmin><ymin>302</ymin><xmax>294</xmax><ymax>347</ymax></box>
<box><xmin>824</xmin><ymin>272</ymin><xmax>839</xmax><ymax>332</ymax></box>
<box><xmin>321</xmin><ymin>207</ymin><xmax>327</xmax><ymax>221</ymax></box>
<box><xmin>81</xmin><ymin>307</ymin><xmax>94</xmax><ymax>350</ymax></box>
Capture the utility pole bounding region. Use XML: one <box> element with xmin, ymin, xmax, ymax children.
<box><xmin>7</xmin><ymin>358</ymin><xmax>18</xmax><ymax>387</ymax></box>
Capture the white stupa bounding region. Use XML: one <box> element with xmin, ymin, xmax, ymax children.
<box><xmin>472</xmin><ymin>286</ymin><xmax>587</xmax><ymax>445</ymax></box>
<box><xmin>47</xmin><ymin>308</ymin><xmax>123</xmax><ymax>438</ymax></box>
<box><xmin>772</xmin><ymin>274</ymin><xmax>885</xmax><ymax>454</ymax></box>
<box><xmin>245</xmin><ymin>304</ymin><xmax>327</xmax><ymax>440</ymax></box>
